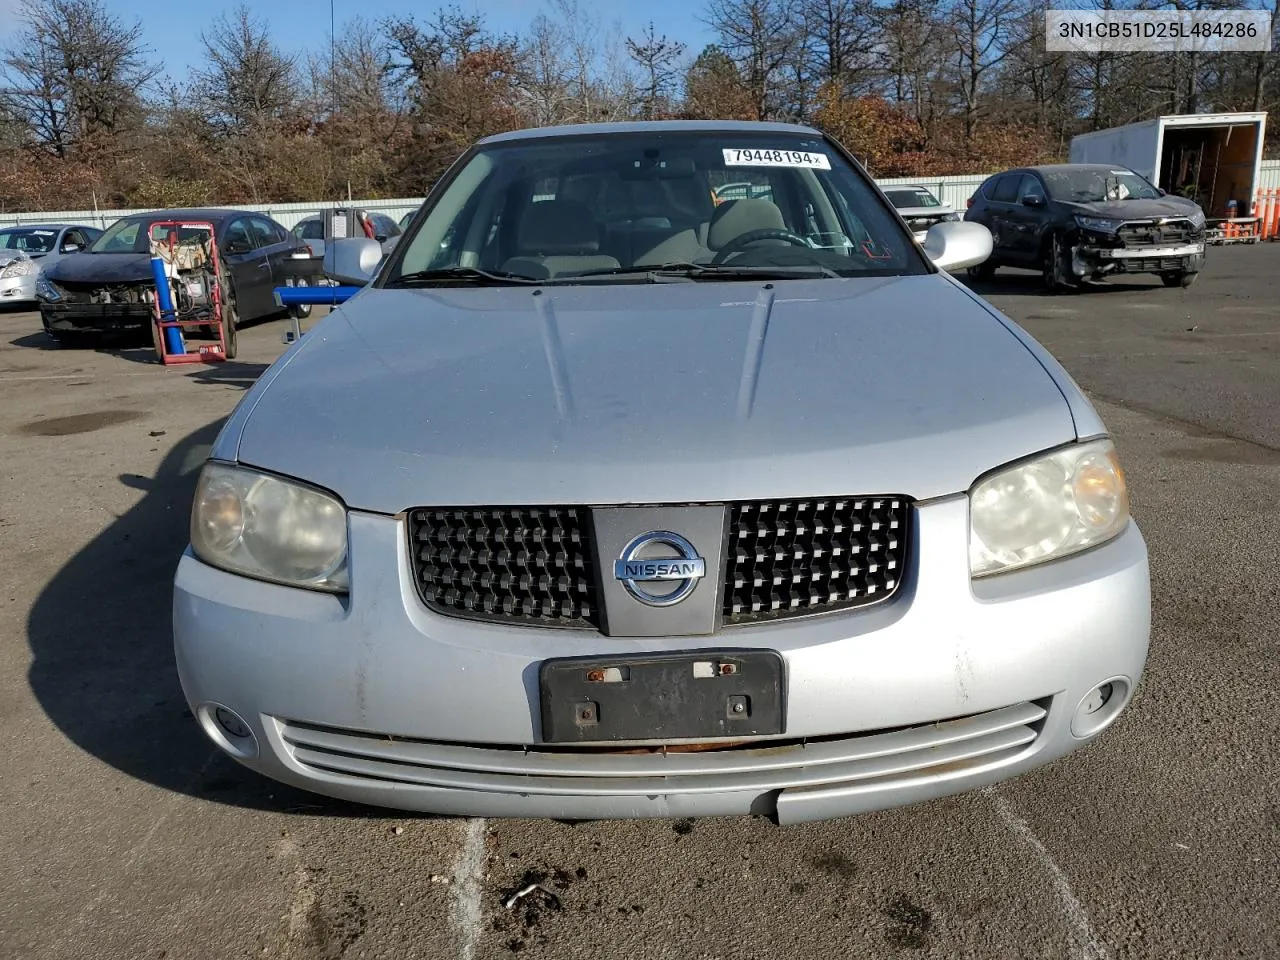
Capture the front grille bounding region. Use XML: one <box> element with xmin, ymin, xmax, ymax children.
<box><xmin>53</xmin><ymin>281</ymin><xmax>148</xmax><ymax>304</ymax></box>
<box><xmin>406</xmin><ymin>498</ymin><xmax>912</xmax><ymax>630</ymax></box>
<box><xmin>1118</xmin><ymin>257</ymin><xmax>1191</xmax><ymax>272</ymax></box>
<box><xmin>1117</xmin><ymin>219</ymin><xmax>1195</xmax><ymax>248</ymax></box>
<box><xmin>407</xmin><ymin>507</ymin><xmax>601</xmax><ymax>628</ymax></box>
<box><xmin>278</xmin><ymin>699</ymin><xmax>1047</xmax><ymax>794</ymax></box>
<box><xmin>723</xmin><ymin>498</ymin><xmax>908</xmax><ymax>624</ymax></box>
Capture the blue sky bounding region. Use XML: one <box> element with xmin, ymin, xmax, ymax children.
<box><xmin>0</xmin><ymin>0</ymin><xmax>717</xmax><ymax>84</ymax></box>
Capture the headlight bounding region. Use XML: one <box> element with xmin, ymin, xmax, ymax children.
<box><xmin>969</xmin><ymin>439</ymin><xmax>1129</xmax><ymax>578</ymax></box>
<box><xmin>1074</xmin><ymin>215</ymin><xmax>1124</xmax><ymax>234</ymax></box>
<box><xmin>943</xmin><ymin>212</ymin><xmax>960</xmax><ymax>222</ymax></box>
<box><xmin>191</xmin><ymin>462</ymin><xmax>349</xmax><ymax>592</ymax></box>
<box><xmin>1186</xmin><ymin>207</ymin><xmax>1206</xmax><ymax>229</ymax></box>
<box><xmin>35</xmin><ymin>275</ymin><xmax>61</xmax><ymax>301</ymax></box>
<box><xmin>1</xmin><ymin>258</ymin><xmax>37</xmax><ymax>279</ymax></box>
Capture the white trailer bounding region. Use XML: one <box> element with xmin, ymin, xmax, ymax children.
<box><xmin>1070</xmin><ymin>112</ymin><xmax>1267</xmax><ymax>236</ymax></box>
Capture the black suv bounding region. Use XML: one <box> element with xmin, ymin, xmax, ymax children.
<box><xmin>964</xmin><ymin>164</ymin><xmax>1207</xmax><ymax>291</ymax></box>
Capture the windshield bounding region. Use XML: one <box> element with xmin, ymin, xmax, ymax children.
<box><xmin>0</xmin><ymin>228</ymin><xmax>59</xmax><ymax>254</ymax></box>
<box><xmin>89</xmin><ymin>218</ymin><xmax>216</xmax><ymax>253</ymax></box>
<box><xmin>1043</xmin><ymin>168</ymin><xmax>1161</xmax><ymax>203</ymax></box>
<box><xmin>884</xmin><ymin>188</ymin><xmax>941</xmax><ymax>209</ymax></box>
<box><xmin>90</xmin><ymin>219</ymin><xmax>148</xmax><ymax>253</ymax></box>
<box><xmin>388</xmin><ymin>130</ymin><xmax>927</xmax><ymax>285</ymax></box>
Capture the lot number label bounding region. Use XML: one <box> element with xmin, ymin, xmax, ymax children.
<box><xmin>723</xmin><ymin>148</ymin><xmax>831</xmax><ymax>169</ymax></box>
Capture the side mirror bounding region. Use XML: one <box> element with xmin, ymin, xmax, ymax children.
<box><xmin>1021</xmin><ymin>194</ymin><xmax>1045</xmax><ymax>208</ymax></box>
<box><xmin>61</xmin><ymin>243</ymin><xmax>81</xmax><ymax>254</ymax></box>
<box><xmin>323</xmin><ymin>237</ymin><xmax>383</xmax><ymax>286</ymax></box>
<box><xmin>224</xmin><ymin>241</ymin><xmax>249</xmax><ymax>255</ymax></box>
<box><xmin>923</xmin><ymin>220</ymin><xmax>993</xmax><ymax>272</ymax></box>
<box><xmin>1156</xmin><ymin>188</ymin><xmax>1167</xmax><ymax>197</ymax></box>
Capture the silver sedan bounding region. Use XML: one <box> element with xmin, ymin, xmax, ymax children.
<box><xmin>0</xmin><ymin>224</ymin><xmax>101</xmax><ymax>306</ymax></box>
<box><xmin>174</xmin><ymin>120</ymin><xmax>1149</xmax><ymax>824</ymax></box>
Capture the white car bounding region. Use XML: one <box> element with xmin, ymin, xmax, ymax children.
<box><xmin>0</xmin><ymin>224</ymin><xmax>102</xmax><ymax>306</ymax></box>
<box><xmin>883</xmin><ymin>185</ymin><xmax>961</xmax><ymax>242</ymax></box>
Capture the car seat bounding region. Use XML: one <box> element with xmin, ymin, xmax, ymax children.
<box><xmin>502</xmin><ymin>199</ymin><xmax>621</xmax><ymax>279</ymax></box>
<box><xmin>706</xmin><ymin>198</ymin><xmax>789</xmax><ymax>258</ymax></box>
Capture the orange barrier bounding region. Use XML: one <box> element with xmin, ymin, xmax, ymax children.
<box><xmin>1252</xmin><ymin>188</ymin><xmax>1280</xmax><ymax>240</ymax></box>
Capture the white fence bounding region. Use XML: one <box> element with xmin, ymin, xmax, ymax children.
<box><xmin>0</xmin><ymin>198</ymin><xmax>426</xmax><ymax>233</ymax></box>
<box><xmin>4</xmin><ymin>160</ymin><xmax>1279</xmax><ymax>231</ymax></box>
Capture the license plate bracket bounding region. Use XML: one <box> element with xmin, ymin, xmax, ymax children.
<box><xmin>538</xmin><ymin>649</ymin><xmax>785</xmax><ymax>743</ymax></box>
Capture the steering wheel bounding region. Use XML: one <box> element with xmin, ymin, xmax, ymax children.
<box><xmin>711</xmin><ymin>228</ymin><xmax>812</xmax><ymax>265</ymax></box>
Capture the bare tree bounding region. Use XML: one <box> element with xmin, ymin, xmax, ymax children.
<box><xmin>944</xmin><ymin>0</ymin><xmax>1018</xmax><ymax>145</ymax></box>
<box><xmin>195</xmin><ymin>4</ymin><xmax>300</xmax><ymax>134</ymax></box>
<box><xmin>799</xmin><ymin>0</ymin><xmax>879</xmax><ymax>96</ymax></box>
<box><xmin>701</xmin><ymin>0</ymin><xmax>800</xmax><ymax>119</ymax></box>
<box><xmin>992</xmin><ymin>1</ymin><xmax>1077</xmax><ymax>155</ymax></box>
<box><xmin>877</xmin><ymin>0</ymin><xmax>947</xmax><ymax>139</ymax></box>
<box><xmin>0</xmin><ymin>0</ymin><xmax>156</xmax><ymax>157</ymax></box>
<box><xmin>627</xmin><ymin>22</ymin><xmax>687</xmax><ymax>117</ymax></box>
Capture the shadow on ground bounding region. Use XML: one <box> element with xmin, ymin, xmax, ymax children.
<box><xmin>958</xmin><ymin>269</ymin><xmax>1160</xmax><ymax>299</ymax></box>
<box><xmin>26</xmin><ymin>401</ymin><xmax>396</xmax><ymax>817</ymax></box>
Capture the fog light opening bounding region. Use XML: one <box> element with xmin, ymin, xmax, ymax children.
<box><xmin>1071</xmin><ymin>677</ymin><xmax>1132</xmax><ymax>739</ymax></box>
<box><xmin>199</xmin><ymin>703</ymin><xmax>260</xmax><ymax>760</ymax></box>
<box><xmin>215</xmin><ymin>706</ymin><xmax>252</xmax><ymax>739</ymax></box>
<box><xmin>1080</xmin><ymin>682</ymin><xmax>1113</xmax><ymax>716</ymax></box>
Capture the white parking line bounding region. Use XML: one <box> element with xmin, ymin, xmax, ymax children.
<box><xmin>450</xmin><ymin>818</ymin><xmax>488</xmax><ymax>960</ymax></box>
<box><xmin>984</xmin><ymin>787</ymin><xmax>1111</xmax><ymax>960</ymax></box>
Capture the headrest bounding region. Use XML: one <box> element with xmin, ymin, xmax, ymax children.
<box><xmin>517</xmin><ymin>199</ymin><xmax>600</xmax><ymax>255</ymax></box>
<box><xmin>708</xmin><ymin>198</ymin><xmax>786</xmax><ymax>250</ymax></box>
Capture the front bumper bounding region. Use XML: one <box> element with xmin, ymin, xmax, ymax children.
<box><xmin>40</xmin><ymin>302</ymin><xmax>151</xmax><ymax>332</ymax></box>
<box><xmin>173</xmin><ymin>496</ymin><xmax>1151</xmax><ymax>824</ymax></box>
<box><xmin>0</xmin><ymin>272</ymin><xmax>37</xmax><ymax>303</ymax></box>
<box><xmin>1075</xmin><ymin>239</ymin><xmax>1206</xmax><ymax>276</ymax></box>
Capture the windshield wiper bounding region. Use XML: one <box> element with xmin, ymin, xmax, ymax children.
<box><xmin>387</xmin><ymin>266</ymin><xmax>544</xmax><ymax>287</ymax></box>
<box><xmin>569</xmin><ymin>262</ymin><xmax>844</xmax><ymax>282</ymax></box>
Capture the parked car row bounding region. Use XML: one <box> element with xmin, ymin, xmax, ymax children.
<box><xmin>34</xmin><ymin>207</ymin><xmax>313</xmax><ymax>350</ymax></box>
<box><xmin>0</xmin><ymin>224</ymin><xmax>104</xmax><ymax>307</ymax></box>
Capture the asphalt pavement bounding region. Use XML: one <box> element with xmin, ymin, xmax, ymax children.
<box><xmin>1</xmin><ymin>253</ymin><xmax>1277</xmax><ymax>960</ymax></box>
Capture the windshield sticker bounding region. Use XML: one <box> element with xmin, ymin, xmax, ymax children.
<box><xmin>723</xmin><ymin>148</ymin><xmax>831</xmax><ymax>170</ymax></box>
<box><xmin>32</xmin><ymin>230</ymin><xmax>56</xmax><ymax>235</ymax></box>
<box><xmin>1111</xmin><ymin>170</ymin><xmax>1132</xmax><ymax>175</ymax></box>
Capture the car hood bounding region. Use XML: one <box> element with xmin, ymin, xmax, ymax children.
<box><xmin>44</xmin><ymin>252</ymin><xmax>153</xmax><ymax>284</ymax></box>
<box><xmin>233</xmin><ymin>275</ymin><xmax>1078</xmax><ymax>511</ymax></box>
<box><xmin>1062</xmin><ymin>197</ymin><xmax>1201</xmax><ymax>221</ymax></box>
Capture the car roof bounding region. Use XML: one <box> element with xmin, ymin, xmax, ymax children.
<box><xmin>116</xmin><ymin>208</ymin><xmax>268</xmax><ymax>223</ymax></box>
<box><xmin>0</xmin><ymin>223</ymin><xmax>91</xmax><ymax>231</ymax></box>
<box><xmin>479</xmin><ymin>119</ymin><xmax>824</xmax><ymax>145</ymax></box>
<box><xmin>1026</xmin><ymin>164</ymin><xmax>1137</xmax><ymax>175</ymax></box>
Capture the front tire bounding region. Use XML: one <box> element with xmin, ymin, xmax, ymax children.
<box><xmin>218</xmin><ymin>279</ymin><xmax>239</xmax><ymax>361</ymax></box>
<box><xmin>288</xmin><ymin>278</ymin><xmax>312</xmax><ymax>320</ymax></box>
<box><xmin>1161</xmin><ymin>270</ymin><xmax>1198</xmax><ymax>288</ymax></box>
<box><xmin>1041</xmin><ymin>231</ymin><xmax>1078</xmax><ymax>293</ymax></box>
<box><xmin>967</xmin><ymin>260</ymin><xmax>996</xmax><ymax>281</ymax></box>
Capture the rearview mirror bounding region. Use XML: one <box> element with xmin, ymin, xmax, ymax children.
<box><xmin>1021</xmin><ymin>194</ymin><xmax>1045</xmax><ymax>208</ymax></box>
<box><xmin>922</xmin><ymin>221</ymin><xmax>993</xmax><ymax>272</ymax></box>
<box><xmin>323</xmin><ymin>237</ymin><xmax>383</xmax><ymax>286</ymax></box>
